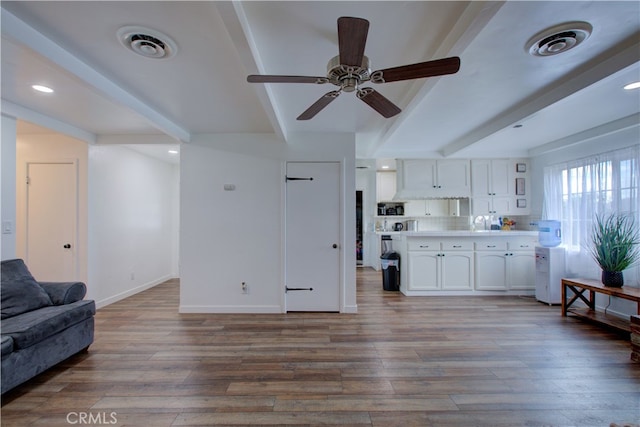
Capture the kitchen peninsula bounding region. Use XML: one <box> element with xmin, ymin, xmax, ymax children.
<box><xmin>377</xmin><ymin>230</ymin><xmax>538</xmax><ymax>296</ymax></box>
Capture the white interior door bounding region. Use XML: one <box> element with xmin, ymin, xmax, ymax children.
<box><xmin>285</xmin><ymin>162</ymin><xmax>341</xmax><ymax>312</ymax></box>
<box><xmin>25</xmin><ymin>161</ymin><xmax>78</xmax><ymax>281</ymax></box>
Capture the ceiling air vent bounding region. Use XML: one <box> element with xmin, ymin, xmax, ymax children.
<box><xmin>526</xmin><ymin>22</ymin><xmax>592</xmax><ymax>57</ymax></box>
<box><xmin>117</xmin><ymin>26</ymin><xmax>177</xmax><ymax>59</ymax></box>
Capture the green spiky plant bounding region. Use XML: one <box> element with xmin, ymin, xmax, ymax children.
<box><xmin>589</xmin><ymin>213</ymin><xmax>640</xmax><ymax>273</ymax></box>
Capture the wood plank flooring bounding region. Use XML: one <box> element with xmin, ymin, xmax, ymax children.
<box><xmin>2</xmin><ymin>268</ymin><xmax>639</xmax><ymax>426</ymax></box>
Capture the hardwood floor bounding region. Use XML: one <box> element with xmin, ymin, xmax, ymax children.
<box><xmin>2</xmin><ymin>268</ymin><xmax>639</xmax><ymax>426</ymax></box>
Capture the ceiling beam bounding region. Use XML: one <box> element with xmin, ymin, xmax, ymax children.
<box><xmin>1</xmin><ymin>9</ymin><xmax>191</xmax><ymax>143</ymax></box>
<box><xmin>214</xmin><ymin>1</ymin><xmax>286</xmax><ymax>141</ymax></box>
<box><xmin>1</xmin><ymin>99</ymin><xmax>97</xmax><ymax>144</ymax></box>
<box><xmin>364</xmin><ymin>1</ymin><xmax>506</xmax><ymax>157</ymax></box>
<box><xmin>528</xmin><ymin>113</ymin><xmax>640</xmax><ymax>157</ymax></box>
<box><xmin>440</xmin><ymin>34</ymin><xmax>640</xmax><ymax>157</ymax></box>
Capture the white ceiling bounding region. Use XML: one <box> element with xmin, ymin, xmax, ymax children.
<box><xmin>2</xmin><ymin>1</ymin><xmax>639</xmax><ymax>162</ymax></box>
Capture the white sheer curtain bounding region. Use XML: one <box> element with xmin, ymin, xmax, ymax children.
<box><xmin>543</xmin><ymin>144</ymin><xmax>640</xmax><ymax>284</ymax></box>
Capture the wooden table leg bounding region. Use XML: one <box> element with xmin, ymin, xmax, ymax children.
<box><xmin>562</xmin><ymin>281</ymin><xmax>567</xmax><ymax>316</ymax></box>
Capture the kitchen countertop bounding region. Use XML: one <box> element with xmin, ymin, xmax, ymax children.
<box><xmin>376</xmin><ymin>230</ymin><xmax>538</xmax><ymax>236</ymax></box>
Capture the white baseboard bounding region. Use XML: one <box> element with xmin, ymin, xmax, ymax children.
<box><xmin>95</xmin><ymin>275</ymin><xmax>174</xmax><ymax>309</ymax></box>
<box><xmin>179</xmin><ymin>305</ymin><xmax>282</xmax><ymax>314</ymax></box>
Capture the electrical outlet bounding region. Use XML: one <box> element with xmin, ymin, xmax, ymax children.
<box><xmin>130</xmin><ymin>273</ymin><xmax>135</xmax><ymax>281</ymax></box>
<box><xmin>241</xmin><ymin>282</ymin><xmax>248</xmax><ymax>294</ymax></box>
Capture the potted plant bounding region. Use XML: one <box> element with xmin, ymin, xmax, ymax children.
<box><xmin>588</xmin><ymin>213</ymin><xmax>640</xmax><ymax>287</ymax></box>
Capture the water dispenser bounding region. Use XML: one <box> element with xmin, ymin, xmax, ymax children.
<box><xmin>538</xmin><ymin>220</ymin><xmax>562</xmax><ymax>247</ymax></box>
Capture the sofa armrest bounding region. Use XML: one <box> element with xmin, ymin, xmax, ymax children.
<box><xmin>38</xmin><ymin>282</ymin><xmax>87</xmax><ymax>305</ymax></box>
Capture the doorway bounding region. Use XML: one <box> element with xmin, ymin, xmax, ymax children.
<box><xmin>285</xmin><ymin>162</ymin><xmax>341</xmax><ymax>312</ymax></box>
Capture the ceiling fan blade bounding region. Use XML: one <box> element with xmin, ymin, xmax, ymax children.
<box><xmin>357</xmin><ymin>88</ymin><xmax>401</xmax><ymax>118</ymax></box>
<box><xmin>372</xmin><ymin>57</ymin><xmax>461</xmax><ymax>83</ymax></box>
<box><xmin>247</xmin><ymin>75</ymin><xmax>327</xmax><ymax>84</ymax></box>
<box><xmin>338</xmin><ymin>17</ymin><xmax>369</xmax><ymax>67</ymax></box>
<box><xmin>297</xmin><ymin>91</ymin><xmax>341</xmax><ymax>120</ymax></box>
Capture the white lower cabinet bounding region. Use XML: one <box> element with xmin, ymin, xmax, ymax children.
<box><xmin>404</xmin><ymin>235</ymin><xmax>536</xmax><ymax>294</ymax></box>
<box><xmin>407</xmin><ymin>240</ymin><xmax>474</xmax><ymax>291</ymax></box>
<box><xmin>475</xmin><ymin>250</ymin><xmax>535</xmax><ymax>290</ymax></box>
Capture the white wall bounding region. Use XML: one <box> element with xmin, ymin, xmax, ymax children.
<box><xmin>1</xmin><ymin>115</ymin><xmax>17</xmax><ymax>260</ymax></box>
<box><xmin>180</xmin><ymin>132</ymin><xmax>357</xmax><ymax>313</ymax></box>
<box><xmin>88</xmin><ymin>144</ymin><xmax>179</xmax><ymax>307</ymax></box>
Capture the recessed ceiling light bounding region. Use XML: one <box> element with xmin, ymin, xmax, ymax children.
<box><xmin>381</xmin><ymin>165</ymin><xmax>390</xmax><ymax>169</ymax></box>
<box><xmin>168</xmin><ymin>150</ymin><xmax>179</xmax><ymax>154</ymax></box>
<box><xmin>624</xmin><ymin>81</ymin><xmax>640</xmax><ymax>90</ymax></box>
<box><xmin>32</xmin><ymin>84</ymin><xmax>54</xmax><ymax>93</ymax></box>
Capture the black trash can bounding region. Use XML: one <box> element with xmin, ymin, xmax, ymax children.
<box><xmin>380</xmin><ymin>251</ymin><xmax>400</xmax><ymax>291</ymax></box>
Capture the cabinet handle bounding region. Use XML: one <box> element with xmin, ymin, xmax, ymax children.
<box><xmin>520</xmin><ymin>245</ymin><xmax>529</xmax><ymax>248</ymax></box>
<box><xmin>419</xmin><ymin>245</ymin><xmax>430</xmax><ymax>248</ymax></box>
<box><xmin>487</xmin><ymin>245</ymin><xmax>496</xmax><ymax>248</ymax></box>
<box><xmin>453</xmin><ymin>245</ymin><xmax>462</xmax><ymax>248</ymax></box>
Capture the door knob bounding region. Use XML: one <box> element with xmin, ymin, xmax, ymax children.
<box><xmin>63</xmin><ymin>244</ymin><xmax>71</xmax><ymax>249</ymax></box>
<box><xmin>332</xmin><ymin>244</ymin><xmax>338</xmax><ymax>249</ymax></box>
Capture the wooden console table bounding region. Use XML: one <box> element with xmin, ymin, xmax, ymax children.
<box><xmin>561</xmin><ymin>277</ymin><xmax>640</xmax><ymax>333</ymax></box>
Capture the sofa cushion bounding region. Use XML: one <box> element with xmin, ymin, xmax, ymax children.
<box><xmin>1</xmin><ymin>280</ymin><xmax>53</xmax><ymax>320</ymax></box>
<box><xmin>1</xmin><ymin>336</ymin><xmax>13</xmax><ymax>357</ymax></box>
<box><xmin>1</xmin><ymin>260</ymin><xmax>52</xmax><ymax>319</ymax></box>
<box><xmin>0</xmin><ymin>300</ymin><xmax>95</xmax><ymax>350</ymax></box>
<box><xmin>39</xmin><ymin>282</ymin><xmax>87</xmax><ymax>305</ymax></box>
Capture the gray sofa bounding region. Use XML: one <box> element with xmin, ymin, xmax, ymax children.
<box><xmin>1</xmin><ymin>259</ymin><xmax>95</xmax><ymax>394</ymax></box>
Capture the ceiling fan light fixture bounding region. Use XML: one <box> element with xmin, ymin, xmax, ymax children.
<box><xmin>117</xmin><ymin>26</ymin><xmax>177</xmax><ymax>59</ymax></box>
<box><xmin>526</xmin><ymin>22</ymin><xmax>592</xmax><ymax>57</ymax></box>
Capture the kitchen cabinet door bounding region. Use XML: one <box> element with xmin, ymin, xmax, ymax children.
<box><xmin>376</xmin><ymin>172</ymin><xmax>397</xmax><ymax>202</ymax></box>
<box><xmin>402</xmin><ymin>160</ymin><xmax>437</xmax><ymax>194</ymax></box>
<box><xmin>507</xmin><ymin>251</ymin><xmax>535</xmax><ymax>290</ymax></box>
<box><xmin>471</xmin><ymin>196</ymin><xmax>513</xmax><ymax>215</ymax></box>
<box><xmin>475</xmin><ymin>252</ymin><xmax>508</xmax><ymax>290</ymax></box>
<box><xmin>436</xmin><ymin>160</ymin><xmax>471</xmax><ymax>196</ymax></box>
<box><xmin>472</xmin><ymin>159</ymin><xmax>512</xmax><ymax>197</ymax></box>
<box><xmin>396</xmin><ymin>159</ymin><xmax>470</xmax><ymax>199</ymax></box>
<box><xmin>475</xmin><ymin>250</ymin><xmax>534</xmax><ymax>291</ymax></box>
<box><xmin>407</xmin><ymin>251</ymin><xmax>439</xmax><ymax>290</ymax></box>
<box><xmin>489</xmin><ymin>159</ymin><xmax>512</xmax><ymax>197</ymax></box>
<box><xmin>441</xmin><ymin>251</ymin><xmax>474</xmax><ymax>290</ymax></box>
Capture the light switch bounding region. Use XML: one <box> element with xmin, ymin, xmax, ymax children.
<box><xmin>2</xmin><ymin>221</ymin><xmax>13</xmax><ymax>234</ymax></box>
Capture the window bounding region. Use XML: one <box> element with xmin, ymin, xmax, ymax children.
<box><xmin>543</xmin><ymin>145</ymin><xmax>639</xmax><ymax>277</ymax></box>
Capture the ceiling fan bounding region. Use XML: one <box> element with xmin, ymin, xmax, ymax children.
<box><xmin>247</xmin><ymin>16</ymin><xmax>461</xmax><ymax>120</ymax></box>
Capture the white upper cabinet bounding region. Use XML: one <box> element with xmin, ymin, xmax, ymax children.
<box><xmin>471</xmin><ymin>159</ymin><xmax>512</xmax><ymax>197</ymax></box>
<box><xmin>395</xmin><ymin>159</ymin><xmax>471</xmax><ymax>199</ymax></box>
<box><xmin>471</xmin><ymin>159</ymin><xmax>530</xmax><ymax>216</ymax></box>
<box><xmin>376</xmin><ymin>171</ymin><xmax>397</xmax><ymax>202</ymax></box>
